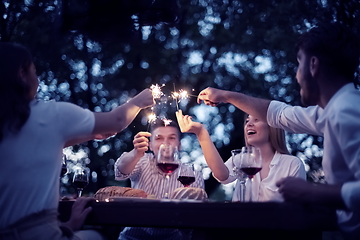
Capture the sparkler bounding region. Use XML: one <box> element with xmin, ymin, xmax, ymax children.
<box><xmin>147</xmin><ymin>83</ymin><xmax>197</xmax><ymax>130</ymax></box>
<box><xmin>147</xmin><ymin>112</ymin><xmax>157</xmax><ymax>131</ymax></box>
<box><xmin>161</xmin><ymin>118</ymin><xmax>172</xmax><ymax>127</ymax></box>
<box><xmin>172</xmin><ymin>89</ymin><xmax>191</xmax><ymax>110</ymax></box>
<box><xmin>150</xmin><ymin>84</ymin><xmax>165</xmax><ymax>99</ymax></box>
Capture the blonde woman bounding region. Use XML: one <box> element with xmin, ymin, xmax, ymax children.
<box><xmin>176</xmin><ymin>110</ymin><xmax>306</xmax><ymax>202</ymax></box>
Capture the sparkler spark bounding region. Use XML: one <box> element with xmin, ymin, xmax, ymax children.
<box><xmin>148</xmin><ymin>113</ymin><xmax>157</xmax><ymax>123</ymax></box>
<box><xmin>150</xmin><ymin>84</ymin><xmax>165</xmax><ymax>99</ymax></box>
<box><xmin>162</xmin><ymin>118</ymin><xmax>172</xmax><ymax>126</ymax></box>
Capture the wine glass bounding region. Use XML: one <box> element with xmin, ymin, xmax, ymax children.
<box><xmin>156</xmin><ymin>143</ymin><xmax>180</xmax><ymax>198</ymax></box>
<box><xmin>60</xmin><ymin>154</ymin><xmax>68</xmax><ymax>178</ymax></box>
<box><xmin>73</xmin><ymin>168</ymin><xmax>89</xmax><ymax>198</ymax></box>
<box><xmin>231</xmin><ymin>149</ymin><xmax>248</xmax><ymax>202</ymax></box>
<box><xmin>177</xmin><ymin>163</ymin><xmax>196</xmax><ymax>187</ymax></box>
<box><xmin>239</xmin><ymin>146</ymin><xmax>262</xmax><ymax>202</ymax></box>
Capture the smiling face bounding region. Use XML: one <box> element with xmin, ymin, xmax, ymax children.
<box><xmin>244</xmin><ymin>115</ymin><xmax>270</xmax><ymax>147</ymax></box>
<box><xmin>149</xmin><ymin>126</ymin><xmax>181</xmax><ymax>158</ymax></box>
<box><xmin>296</xmin><ymin>49</ymin><xmax>320</xmax><ymax>106</ymax></box>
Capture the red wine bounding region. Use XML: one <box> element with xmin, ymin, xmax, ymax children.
<box><xmin>73</xmin><ymin>180</ymin><xmax>88</xmax><ymax>189</ymax></box>
<box><xmin>157</xmin><ymin>163</ymin><xmax>179</xmax><ymax>174</ymax></box>
<box><xmin>177</xmin><ymin>176</ymin><xmax>195</xmax><ymax>187</ymax></box>
<box><xmin>240</xmin><ymin>167</ymin><xmax>262</xmax><ymax>179</ymax></box>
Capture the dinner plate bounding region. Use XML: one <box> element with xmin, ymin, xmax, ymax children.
<box><xmin>108</xmin><ymin>197</ymin><xmax>160</xmax><ymax>202</ymax></box>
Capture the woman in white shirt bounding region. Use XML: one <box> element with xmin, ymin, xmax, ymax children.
<box><xmin>0</xmin><ymin>42</ymin><xmax>154</xmax><ymax>240</ymax></box>
<box><xmin>176</xmin><ymin>110</ymin><xmax>306</xmax><ymax>202</ymax></box>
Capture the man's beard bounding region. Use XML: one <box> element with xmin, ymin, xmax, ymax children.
<box><xmin>300</xmin><ymin>74</ymin><xmax>319</xmax><ymax>107</ymax></box>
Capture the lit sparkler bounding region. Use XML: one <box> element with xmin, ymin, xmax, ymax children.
<box><xmin>148</xmin><ymin>112</ymin><xmax>157</xmax><ymax>124</ymax></box>
<box><xmin>150</xmin><ymin>84</ymin><xmax>165</xmax><ymax>99</ymax></box>
<box><xmin>161</xmin><ymin>118</ymin><xmax>172</xmax><ymax>127</ymax></box>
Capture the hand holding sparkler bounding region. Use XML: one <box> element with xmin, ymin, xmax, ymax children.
<box><xmin>197</xmin><ymin>87</ymin><xmax>222</xmax><ymax>106</ymax></box>
<box><xmin>128</xmin><ymin>88</ymin><xmax>155</xmax><ymax>109</ymax></box>
<box><xmin>132</xmin><ymin>131</ymin><xmax>152</xmax><ymax>159</ymax></box>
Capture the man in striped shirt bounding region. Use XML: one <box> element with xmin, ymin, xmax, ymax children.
<box><xmin>114</xmin><ymin>118</ymin><xmax>204</xmax><ymax>239</ymax></box>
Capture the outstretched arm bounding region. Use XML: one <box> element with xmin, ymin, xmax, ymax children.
<box><xmin>197</xmin><ymin>87</ymin><xmax>270</xmax><ymax>122</ymax></box>
<box><xmin>64</xmin><ymin>89</ymin><xmax>154</xmax><ymax>147</ymax></box>
<box><xmin>93</xmin><ymin>88</ymin><xmax>155</xmax><ymax>135</ymax></box>
<box><xmin>176</xmin><ymin>110</ymin><xmax>229</xmax><ymax>181</ymax></box>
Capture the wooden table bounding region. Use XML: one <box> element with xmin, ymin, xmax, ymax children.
<box><xmin>58</xmin><ymin>199</ymin><xmax>338</xmax><ymax>240</ymax></box>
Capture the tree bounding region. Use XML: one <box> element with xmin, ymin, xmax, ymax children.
<box><xmin>1</xmin><ymin>0</ymin><xmax>359</xmax><ymax>199</ymax></box>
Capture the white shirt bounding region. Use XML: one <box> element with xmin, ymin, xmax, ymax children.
<box><xmin>0</xmin><ymin>99</ymin><xmax>94</xmax><ymax>228</ymax></box>
<box><xmin>267</xmin><ymin>83</ymin><xmax>360</xmax><ymax>238</ymax></box>
<box><xmin>216</xmin><ymin>152</ymin><xmax>306</xmax><ymax>202</ymax></box>
<box><xmin>115</xmin><ymin>152</ymin><xmax>204</xmax><ymax>199</ymax></box>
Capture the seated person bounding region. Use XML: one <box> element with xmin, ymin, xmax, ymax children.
<box><xmin>176</xmin><ymin>110</ymin><xmax>306</xmax><ymax>202</ymax></box>
<box><xmin>0</xmin><ymin>42</ymin><xmax>154</xmax><ymax>240</ymax></box>
<box><xmin>114</xmin><ymin>118</ymin><xmax>204</xmax><ymax>239</ymax></box>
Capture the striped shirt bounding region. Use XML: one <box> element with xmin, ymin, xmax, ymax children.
<box><xmin>115</xmin><ymin>152</ymin><xmax>204</xmax><ymax>198</ymax></box>
<box><xmin>114</xmin><ymin>152</ymin><xmax>204</xmax><ymax>240</ymax></box>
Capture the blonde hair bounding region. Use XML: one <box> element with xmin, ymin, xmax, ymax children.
<box><xmin>244</xmin><ymin>114</ymin><xmax>290</xmax><ymax>155</ymax></box>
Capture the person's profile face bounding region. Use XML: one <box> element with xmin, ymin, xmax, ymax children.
<box><xmin>295</xmin><ymin>49</ymin><xmax>319</xmax><ymax>106</ymax></box>
<box><xmin>149</xmin><ymin>126</ymin><xmax>180</xmax><ymax>158</ymax></box>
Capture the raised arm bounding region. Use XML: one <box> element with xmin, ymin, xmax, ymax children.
<box><xmin>93</xmin><ymin>88</ymin><xmax>154</xmax><ymax>135</ymax></box>
<box><xmin>176</xmin><ymin>110</ymin><xmax>229</xmax><ymax>181</ymax></box>
<box><xmin>197</xmin><ymin>87</ymin><xmax>270</xmax><ymax>122</ymax></box>
<box><xmin>115</xmin><ymin>131</ymin><xmax>151</xmax><ymax>175</ymax></box>
<box><xmin>64</xmin><ymin>89</ymin><xmax>154</xmax><ymax>147</ymax></box>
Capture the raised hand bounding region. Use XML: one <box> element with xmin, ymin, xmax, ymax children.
<box><xmin>175</xmin><ymin>110</ymin><xmax>203</xmax><ymax>135</ymax></box>
<box><xmin>133</xmin><ymin>131</ymin><xmax>151</xmax><ymax>158</ymax></box>
<box><xmin>129</xmin><ymin>88</ymin><xmax>155</xmax><ymax>109</ymax></box>
<box><xmin>197</xmin><ymin>87</ymin><xmax>227</xmax><ymax>106</ymax></box>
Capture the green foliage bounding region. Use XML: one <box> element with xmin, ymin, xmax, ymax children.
<box><xmin>1</xmin><ymin>0</ymin><xmax>359</xmax><ymax>197</ymax></box>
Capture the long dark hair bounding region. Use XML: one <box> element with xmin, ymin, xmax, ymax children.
<box><xmin>0</xmin><ymin>42</ymin><xmax>33</xmax><ymax>142</ymax></box>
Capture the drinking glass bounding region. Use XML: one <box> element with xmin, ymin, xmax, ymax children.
<box><xmin>177</xmin><ymin>163</ymin><xmax>196</xmax><ymax>187</ymax></box>
<box><xmin>231</xmin><ymin>149</ymin><xmax>248</xmax><ymax>202</ymax></box>
<box><xmin>156</xmin><ymin>144</ymin><xmax>180</xmax><ymax>198</ymax></box>
<box><xmin>60</xmin><ymin>154</ymin><xmax>68</xmax><ymax>178</ymax></box>
<box><xmin>73</xmin><ymin>168</ymin><xmax>89</xmax><ymax>198</ymax></box>
<box><xmin>239</xmin><ymin>146</ymin><xmax>262</xmax><ymax>202</ymax></box>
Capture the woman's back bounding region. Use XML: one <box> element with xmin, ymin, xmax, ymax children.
<box><xmin>0</xmin><ymin>99</ymin><xmax>94</xmax><ymax>228</ymax></box>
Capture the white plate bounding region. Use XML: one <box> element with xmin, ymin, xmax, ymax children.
<box><xmin>108</xmin><ymin>197</ymin><xmax>160</xmax><ymax>202</ymax></box>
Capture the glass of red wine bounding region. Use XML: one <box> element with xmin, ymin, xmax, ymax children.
<box><xmin>231</xmin><ymin>149</ymin><xmax>248</xmax><ymax>202</ymax></box>
<box><xmin>177</xmin><ymin>163</ymin><xmax>196</xmax><ymax>187</ymax></box>
<box><xmin>239</xmin><ymin>146</ymin><xmax>262</xmax><ymax>202</ymax></box>
<box><xmin>73</xmin><ymin>168</ymin><xmax>89</xmax><ymax>198</ymax></box>
<box><xmin>156</xmin><ymin>143</ymin><xmax>180</xmax><ymax>198</ymax></box>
